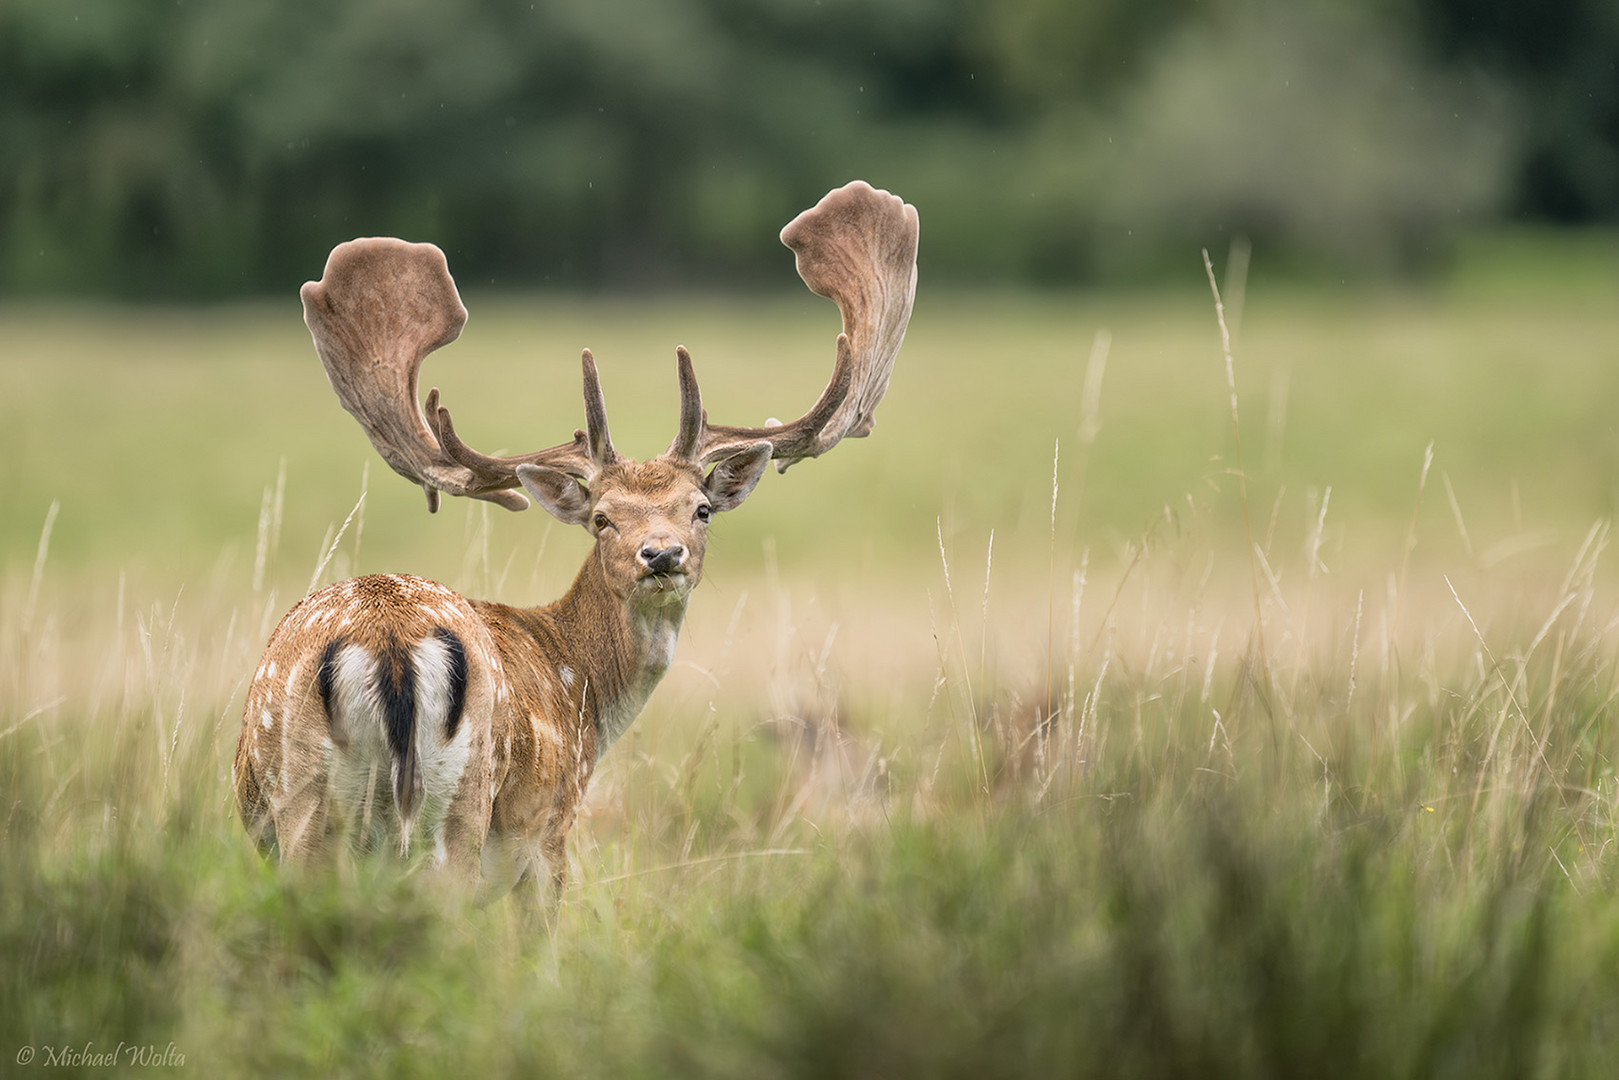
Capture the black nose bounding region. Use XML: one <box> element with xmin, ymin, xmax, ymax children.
<box><xmin>640</xmin><ymin>544</ymin><xmax>686</xmax><ymax>574</ymax></box>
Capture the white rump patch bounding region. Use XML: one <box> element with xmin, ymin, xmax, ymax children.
<box><xmin>327</xmin><ymin>644</ymin><xmax>379</xmax><ymax>734</ymax></box>
<box><xmin>411</xmin><ymin>632</ymin><xmax>476</xmax><ymax>836</ymax></box>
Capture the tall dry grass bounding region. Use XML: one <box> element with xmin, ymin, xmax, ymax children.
<box><xmin>6</xmin><ymin>266</ymin><xmax>1619</xmax><ymax>1074</ymax></box>
<box><xmin>8</xmin><ymin>415</ymin><xmax>1619</xmax><ymax>1075</ymax></box>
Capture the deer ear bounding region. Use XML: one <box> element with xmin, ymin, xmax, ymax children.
<box><xmin>516</xmin><ymin>464</ymin><xmax>592</xmax><ymax>525</ymax></box>
<box><xmin>703</xmin><ymin>442</ymin><xmax>772</xmax><ymax>512</ymax></box>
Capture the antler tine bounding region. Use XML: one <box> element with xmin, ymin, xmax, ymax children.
<box><xmin>302</xmin><ymin>237</ymin><xmax>597</xmax><ymax>513</ymax></box>
<box><xmin>579</xmin><ymin>348</ymin><xmax>618</xmax><ymax>471</ymax></box>
<box><xmin>431</xmin><ymin>349</ymin><xmax>613</xmax><ymax>482</ymax></box>
<box><xmin>672</xmin><ymin>181</ymin><xmax>918</xmax><ymax>472</ymax></box>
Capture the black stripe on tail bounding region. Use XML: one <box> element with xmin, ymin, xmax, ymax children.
<box><xmin>435</xmin><ymin>626</ymin><xmax>469</xmax><ymax>741</ymax></box>
<box><xmin>316</xmin><ymin>638</ymin><xmax>345</xmax><ymax>741</ymax></box>
<box><xmin>375</xmin><ymin>637</ymin><xmax>422</xmax><ymax>831</ymax></box>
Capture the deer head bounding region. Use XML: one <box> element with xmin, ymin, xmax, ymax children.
<box><xmin>298</xmin><ymin>180</ymin><xmax>918</xmax><ymax>600</ymax></box>
<box><xmin>518</xmin><ymin>449</ymin><xmax>772</xmax><ymax>608</ymax></box>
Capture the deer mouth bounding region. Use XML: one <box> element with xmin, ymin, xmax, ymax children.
<box><xmin>638</xmin><ymin>569</ymin><xmax>690</xmax><ymax>592</ymax></box>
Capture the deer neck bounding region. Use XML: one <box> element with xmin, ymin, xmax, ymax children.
<box><xmin>543</xmin><ymin>550</ymin><xmax>690</xmax><ymax>759</ymax></box>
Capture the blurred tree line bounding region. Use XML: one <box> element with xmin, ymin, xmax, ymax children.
<box><xmin>1</xmin><ymin>0</ymin><xmax>1613</xmax><ymax>296</ymax></box>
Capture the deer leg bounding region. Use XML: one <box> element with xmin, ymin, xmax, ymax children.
<box><xmin>435</xmin><ymin>760</ymin><xmax>494</xmax><ymax>885</ymax></box>
<box><xmin>475</xmin><ymin>833</ymin><xmax>544</xmax><ymax>906</ymax></box>
<box><xmin>541</xmin><ymin>816</ymin><xmax>572</xmax><ymax>898</ymax></box>
<box><xmin>272</xmin><ymin>770</ymin><xmax>337</xmax><ymax>866</ymax></box>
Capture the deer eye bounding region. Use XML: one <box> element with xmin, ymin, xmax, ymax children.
<box><xmin>593</xmin><ymin>512</ymin><xmax>613</xmax><ymax>532</ymax></box>
<box><xmin>694</xmin><ymin>503</ymin><xmax>712</xmax><ymax>523</ymax></box>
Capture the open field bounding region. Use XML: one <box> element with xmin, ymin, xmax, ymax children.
<box><xmin>5</xmin><ymin>235</ymin><xmax>1619</xmax><ymax>1075</ymax></box>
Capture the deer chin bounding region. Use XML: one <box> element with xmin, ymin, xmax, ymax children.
<box><xmin>632</xmin><ymin>570</ymin><xmax>693</xmax><ymax>604</ymax></box>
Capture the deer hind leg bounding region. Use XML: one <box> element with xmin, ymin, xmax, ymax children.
<box><xmin>270</xmin><ymin>766</ymin><xmax>340</xmax><ymax>866</ymax></box>
<box><xmin>540</xmin><ymin>811</ymin><xmax>574</xmax><ymax>899</ymax></box>
<box><xmin>237</xmin><ymin>699</ymin><xmax>342</xmax><ymax>866</ymax></box>
<box><xmin>474</xmin><ymin>817</ymin><xmax>570</xmax><ymax>925</ymax></box>
<box><xmin>233</xmin><ymin>734</ymin><xmax>280</xmax><ymax>859</ymax></box>
<box><xmin>475</xmin><ymin>833</ymin><xmax>551</xmax><ymax>909</ymax></box>
<box><xmin>432</xmin><ymin>761</ymin><xmax>494</xmax><ymax>884</ymax></box>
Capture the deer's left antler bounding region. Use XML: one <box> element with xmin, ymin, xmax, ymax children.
<box><xmin>668</xmin><ymin>180</ymin><xmax>919</xmax><ymax>471</ymax></box>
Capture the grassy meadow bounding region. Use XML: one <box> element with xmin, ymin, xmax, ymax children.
<box><xmin>5</xmin><ymin>233</ymin><xmax>1619</xmax><ymax>1075</ymax></box>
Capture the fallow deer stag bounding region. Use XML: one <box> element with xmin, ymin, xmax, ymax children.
<box><xmin>233</xmin><ymin>181</ymin><xmax>918</xmax><ymax>900</ymax></box>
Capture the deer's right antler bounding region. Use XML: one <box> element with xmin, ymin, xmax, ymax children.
<box><xmin>302</xmin><ymin>238</ymin><xmax>612</xmax><ymax>512</ymax></box>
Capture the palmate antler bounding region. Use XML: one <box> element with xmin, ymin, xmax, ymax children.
<box><xmin>300</xmin><ymin>239</ymin><xmax>612</xmax><ymax>512</ymax></box>
<box><xmin>669</xmin><ymin>181</ymin><xmax>919</xmax><ymax>471</ymax></box>
<box><xmin>301</xmin><ymin>180</ymin><xmax>918</xmax><ymax>510</ymax></box>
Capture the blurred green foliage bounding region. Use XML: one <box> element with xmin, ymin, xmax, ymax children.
<box><xmin>0</xmin><ymin>0</ymin><xmax>1613</xmax><ymax>295</ymax></box>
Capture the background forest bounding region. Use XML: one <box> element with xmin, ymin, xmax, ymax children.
<box><xmin>2</xmin><ymin>0</ymin><xmax>1615</xmax><ymax>296</ymax></box>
